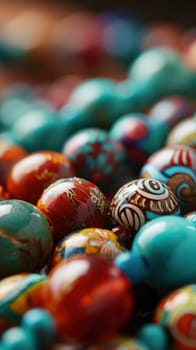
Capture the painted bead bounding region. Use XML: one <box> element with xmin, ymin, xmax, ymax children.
<box><xmin>0</xmin><ymin>273</ymin><xmax>46</xmax><ymax>333</ymax></box>
<box><xmin>109</xmin><ymin>113</ymin><xmax>168</xmax><ymax>174</ymax></box>
<box><xmin>155</xmin><ymin>285</ymin><xmax>196</xmax><ymax>350</ymax></box>
<box><xmin>166</xmin><ymin>116</ymin><xmax>196</xmax><ymax>148</ymax></box>
<box><xmin>0</xmin><ymin>140</ymin><xmax>26</xmax><ymax>187</ymax></box>
<box><xmin>35</xmin><ymin>256</ymin><xmax>133</xmax><ymax>343</ymax></box>
<box><xmin>140</xmin><ymin>145</ymin><xmax>196</xmax><ymax>213</ymax></box>
<box><xmin>149</xmin><ymin>96</ymin><xmax>195</xmax><ymax>129</ymax></box>
<box><xmin>0</xmin><ymin>199</ymin><xmax>53</xmax><ymax>278</ymax></box>
<box><xmin>6</xmin><ymin>151</ymin><xmax>75</xmax><ymax>204</ymax></box>
<box><xmin>37</xmin><ymin>177</ymin><xmax>108</xmax><ymax>241</ymax></box>
<box><xmin>62</xmin><ymin>128</ymin><xmax>127</xmax><ymax>193</ymax></box>
<box><xmin>50</xmin><ymin>228</ymin><xmax>126</xmax><ymax>270</ymax></box>
<box><xmin>110</xmin><ymin>178</ymin><xmax>179</xmax><ymax>234</ymax></box>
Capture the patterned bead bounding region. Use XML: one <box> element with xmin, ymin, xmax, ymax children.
<box><xmin>110</xmin><ymin>178</ymin><xmax>179</xmax><ymax>234</ymax></box>
<box><xmin>166</xmin><ymin>116</ymin><xmax>196</xmax><ymax>148</ymax></box>
<box><xmin>140</xmin><ymin>145</ymin><xmax>196</xmax><ymax>213</ymax></box>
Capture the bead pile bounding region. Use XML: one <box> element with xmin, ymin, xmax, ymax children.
<box><xmin>0</xmin><ymin>4</ymin><xmax>195</xmax><ymax>350</ymax></box>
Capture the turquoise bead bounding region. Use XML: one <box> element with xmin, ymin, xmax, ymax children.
<box><xmin>137</xmin><ymin>324</ymin><xmax>168</xmax><ymax>350</ymax></box>
<box><xmin>0</xmin><ymin>199</ymin><xmax>53</xmax><ymax>278</ymax></box>
<box><xmin>1</xmin><ymin>327</ymin><xmax>36</xmax><ymax>350</ymax></box>
<box><xmin>22</xmin><ymin>309</ymin><xmax>56</xmax><ymax>348</ymax></box>
<box><xmin>132</xmin><ymin>216</ymin><xmax>196</xmax><ymax>288</ymax></box>
<box><xmin>115</xmin><ymin>251</ymin><xmax>148</xmax><ymax>284</ymax></box>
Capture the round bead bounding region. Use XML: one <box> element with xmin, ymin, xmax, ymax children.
<box><xmin>1</xmin><ymin>327</ymin><xmax>36</xmax><ymax>350</ymax></box>
<box><xmin>185</xmin><ymin>211</ymin><xmax>196</xmax><ymax>228</ymax></box>
<box><xmin>166</xmin><ymin>116</ymin><xmax>196</xmax><ymax>148</ymax></box>
<box><xmin>140</xmin><ymin>145</ymin><xmax>196</xmax><ymax>213</ymax></box>
<box><xmin>62</xmin><ymin>128</ymin><xmax>127</xmax><ymax>193</ymax></box>
<box><xmin>22</xmin><ymin>309</ymin><xmax>56</xmax><ymax>348</ymax></box>
<box><xmin>36</xmin><ymin>255</ymin><xmax>133</xmax><ymax>343</ymax></box>
<box><xmin>50</xmin><ymin>228</ymin><xmax>126</xmax><ymax>270</ymax></box>
<box><xmin>132</xmin><ymin>216</ymin><xmax>196</xmax><ymax>288</ymax></box>
<box><xmin>115</xmin><ymin>251</ymin><xmax>148</xmax><ymax>284</ymax></box>
<box><xmin>137</xmin><ymin>324</ymin><xmax>168</xmax><ymax>350</ymax></box>
<box><xmin>6</xmin><ymin>151</ymin><xmax>75</xmax><ymax>204</ymax></box>
<box><xmin>110</xmin><ymin>178</ymin><xmax>179</xmax><ymax>234</ymax></box>
<box><xmin>155</xmin><ymin>285</ymin><xmax>196</xmax><ymax>350</ymax></box>
<box><xmin>0</xmin><ymin>273</ymin><xmax>46</xmax><ymax>332</ymax></box>
<box><xmin>37</xmin><ymin>177</ymin><xmax>108</xmax><ymax>241</ymax></box>
<box><xmin>0</xmin><ymin>199</ymin><xmax>53</xmax><ymax>278</ymax></box>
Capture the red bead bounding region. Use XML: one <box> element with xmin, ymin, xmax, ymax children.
<box><xmin>6</xmin><ymin>151</ymin><xmax>75</xmax><ymax>204</ymax></box>
<box><xmin>36</xmin><ymin>255</ymin><xmax>133</xmax><ymax>343</ymax></box>
<box><xmin>37</xmin><ymin>177</ymin><xmax>108</xmax><ymax>241</ymax></box>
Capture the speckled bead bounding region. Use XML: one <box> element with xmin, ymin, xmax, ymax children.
<box><xmin>0</xmin><ymin>199</ymin><xmax>53</xmax><ymax>278</ymax></box>
<box><xmin>110</xmin><ymin>178</ymin><xmax>180</xmax><ymax>234</ymax></box>
<box><xmin>140</xmin><ymin>145</ymin><xmax>196</xmax><ymax>213</ymax></box>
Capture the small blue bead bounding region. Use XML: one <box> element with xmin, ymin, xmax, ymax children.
<box><xmin>22</xmin><ymin>309</ymin><xmax>56</xmax><ymax>348</ymax></box>
<box><xmin>114</xmin><ymin>251</ymin><xmax>149</xmax><ymax>284</ymax></box>
<box><xmin>1</xmin><ymin>327</ymin><xmax>36</xmax><ymax>350</ymax></box>
<box><xmin>137</xmin><ymin>324</ymin><xmax>169</xmax><ymax>350</ymax></box>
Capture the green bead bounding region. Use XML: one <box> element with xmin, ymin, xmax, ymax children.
<box><xmin>1</xmin><ymin>327</ymin><xmax>36</xmax><ymax>350</ymax></box>
<box><xmin>0</xmin><ymin>199</ymin><xmax>53</xmax><ymax>278</ymax></box>
<box><xmin>132</xmin><ymin>216</ymin><xmax>196</xmax><ymax>288</ymax></box>
<box><xmin>22</xmin><ymin>309</ymin><xmax>56</xmax><ymax>348</ymax></box>
<box><xmin>137</xmin><ymin>324</ymin><xmax>168</xmax><ymax>350</ymax></box>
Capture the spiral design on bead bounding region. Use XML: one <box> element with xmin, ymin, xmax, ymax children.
<box><xmin>136</xmin><ymin>178</ymin><xmax>170</xmax><ymax>200</ymax></box>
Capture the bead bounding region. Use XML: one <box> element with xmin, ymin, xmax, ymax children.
<box><xmin>1</xmin><ymin>327</ymin><xmax>36</xmax><ymax>350</ymax></box>
<box><xmin>166</xmin><ymin>116</ymin><xmax>196</xmax><ymax>148</ymax></box>
<box><xmin>137</xmin><ymin>324</ymin><xmax>169</xmax><ymax>350</ymax></box>
<box><xmin>110</xmin><ymin>178</ymin><xmax>179</xmax><ymax>234</ymax></box>
<box><xmin>140</xmin><ymin>145</ymin><xmax>196</xmax><ymax>213</ymax></box>
<box><xmin>36</xmin><ymin>255</ymin><xmax>133</xmax><ymax>343</ymax></box>
<box><xmin>155</xmin><ymin>285</ymin><xmax>196</xmax><ymax>350</ymax></box>
<box><xmin>109</xmin><ymin>113</ymin><xmax>169</xmax><ymax>174</ymax></box>
<box><xmin>115</xmin><ymin>251</ymin><xmax>148</xmax><ymax>284</ymax></box>
<box><xmin>62</xmin><ymin>128</ymin><xmax>127</xmax><ymax>193</ymax></box>
<box><xmin>0</xmin><ymin>200</ymin><xmax>53</xmax><ymax>278</ymax></box>
<box><xmin>131</xmin><ymin>216</ymin><xmax>196</xmax><ymax>288</ymax></box>
<box><xmin>37</xmin><ymin>177</ymin><xmax>108</xmax><ymax>241</ymax></box>
<box><xmin>0</xmin><ymin>273</ymin><xmax>46</xmax><ymax>333</ymax></box>
<box><xmin>50</xmin><ymin>228</ymin><xmax>126</xmax><ymax>270</ymax></box>
<box><xmin>22</xmin><ymin>309</ymin><xmax>56</xmax><ymax>348</ymax></box>
<box><xmin>185</xmin><ymin>211</ymin><xmax>196</xmax><ymax>227</ymax></box>
<box><xmin>7</xmin><ymin>151</ymin><xmax>75</xmax><ymax>204</ymax></box>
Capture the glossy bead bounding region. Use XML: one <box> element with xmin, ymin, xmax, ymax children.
<box><xmin>1</xmin><ymin>327</ymin><xmax>36</xmax><ymax>350</ymax></box>
<box><xmin>149</xmin><ymin>96</ymin><xmax>195</xmax><ymax>129</ymax></box>
<box><xmin>140</xmin><ymin>145</ymin><xmax>196</xmax><ymax>213</ymax></box>
<box><xmin>0</xmin><ymin>199</ymin><xmax>53</xmax><ymax>278</ymax></box>
<box><xmin>0</xmin><ymin>140</ymin><xmax>26</xmax><ymax>187</ymax></box>
<box><xmin>155</xmin><ymin>284</ymin><xmax>196</xmax><ymax>350</ymax></box>
<box><xmin>37</xmin><ymin>177</ymin><xmax>108</xmax><ymax>241</ymax></box>
<box><xmin>36</xmin><ymin>256</ymin><xmax>133</xmax><ymax>343</ymax></box>
<box><xmin>185</xmin><ymin>211</ymin><xmax>196</xmax><ymax>227</ymax></box>
<box><xmin>110</xmin><ymin>178</ymin><xmax>179</xmax><ymax>234</ymax></box>
<box><xmin>50</xmin><ymin>228</ymin><xmax>126</xmax><ymax>270</ymax></box>
<box><xmin>89</xmin><ymin>337</ymin><xmax>148</xmax><ymax>349</ymax></box>
<box><xmin>22</xmin><ymin>309</ymin><xmax>56</xmax><ymax>348</ymax></box>
<box><xmin>0</xmin><ymin>273</ymin><xmax>46</xmax><ymax>332</ymax></box>
<box><xmin>130</xmin><ymin>216</ymin><xmax>196</xmax><ymax>288</ymax></box>
<box><xmin>7</xmin><ymin>151</ymin><xmax>75</xmax><ymax>204</ymax></box>
<box><xmin>166</xmin><ymin>116</ymin><xmax>196</xmax><ymax>148</ymax></box>
<box><xmin>62</xmin><ymin>128</ymin><xmax>127</xmax><ymax>193</ymax></box>
<box><xmin>137</xmin><ymin>324</ymin><xmax>168</xmax><ymax>350</ymax></box>
<box><xmin>109</xmin><ymin>113</ymin><xmax>168</xmax><ymax>174</ymax></box>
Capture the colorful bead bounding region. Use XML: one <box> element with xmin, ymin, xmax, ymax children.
<box><xmin>6</xmin><ymin>151</ymin><xmax>75</xmax><ymax>204</ymax></box>
<box><xmin>166</xmin><ymin>116</ymin><xmax>196</xmax><ymax>148</ymax></box>
<box><xmin>140</xmin><ymin>145</ymin><xmax>196</xmax><ymax>213</ymax></box>
<box><xmin>50</xmin><ymin>228</ymin><xmax>126</xmax><ymax>270</ymax></box>
<box><xmin>35</xmin><ymin>255</ymin><xmax>133</xmax><ymax>343</ymax></box>
<box><xmin>155</xmin><ymin>285</ymin><xmax>196</xmax><ymax>350</ymax></box>
<box><xmin>0</xmin><ymin>200</ymin><xmax>53</xmax><ymax>278</ymax></box>
<box><xmin>0</xmin><ymin>273</ymin><xmax>46</xmax><ymax>333</ymax></box>
<box><xmin>37</xmin><ymin>177</ymin><xmax>108</xmax><ymax>241</ymax></box>
<box><xmin>110</xmin><ymin>178</ymin><xmax>179</xmax><ymax>234</ymax></box>
<box><xmin>62</xmin><ymin>128</ymin><xmax>127</xmax><ymax>193</ymax></box>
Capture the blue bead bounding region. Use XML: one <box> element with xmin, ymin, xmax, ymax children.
<box><xmin>21</xmin><ymin>309</ymin><xmax>56</xmax><ymax>348</ymax></box>
<box><xmin>114</xmin><ymin>251</ymin><xmax>149</xmax><ymax>284</ymax></box>
<box><xmin>137</xmin><ymin>324</ymin><xmax>168</xmax><ymax>350</ymax></box>
<box><xmin>1</xmin><ymin>327</ymin><xmax>36</xmax><ymax>350</ymax></box>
